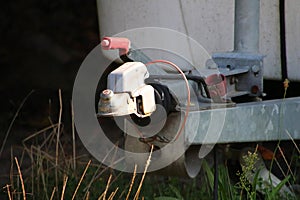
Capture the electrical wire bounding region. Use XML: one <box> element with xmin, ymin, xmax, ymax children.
<box><xmin>145</xmin><ymin>60</ymin><xmax>191</xmax><ymax>141</ymax></box>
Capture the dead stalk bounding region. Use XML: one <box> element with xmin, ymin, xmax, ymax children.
<box><xmin>84</xmin><ymin>144</ymin><xmax>118</xmax><ymax>194</ymax></box>
<box><xmin>4</xmin><ymin>184</ymin><xmax>13</xmax><ymax>200</ymax></box>
<box><xmin>125</xmin><ymin>165</ymin><xmax>137</xmax><ymax>200</ymax></box>
<box><xmin>30</xmin><ymin>146</ymin><xmax>34</xmax><ymax>198</ymax></box>
<box><xmin>285</xmin><ymin>130</ymin><xmax>300</xmax><ymax>154</ymax></box>
<box><xmin>274</xmin><ymin>158</ymin><xmax>287</xmax><ymax>178</ymax></box>
<box><xmin>108</xmin><ymin>187</ymin><xmax>119</xmax><ymax>200</ymax></box>
<box><xmin>134</xmin><ymin>145</ymin><xmax>154</xmax><ymax>200</ymax></box>
<box><xmin>101</xmin><ymin>174</ymin><xmax>112</xmax><ymax>200</ymax></box>
<box><xmin>56</xmin><ymin>89</ymin><xmax>63</xmax><ymax>199</ymax></box>
<box><xmin>60</xmin><ymin>175</ymin><xmax>68</xmax><ymax>200</ymax></box>
<box><xmin>71</xmin><ymin>101</ymin><xmax>76</xmax><ymax>171</ymax></box>
<box><xmin>22</xmin><ymin>123</ymin><xmax>58</xmax><ymax>144</ymax></box>
<box><xmin>40</xmin><ymin>128</ymin><xmax>57</xmax><ymax>149</ymax></box>
<box><xmin>40</xmin><ymin>156</ymin><xmax>50</xmax><ymax>200</ymax></box>
<box><xmin>278</xmin><ymin>146</ymin><xmax>295</xmax><ymax>179</ymax></box>
<box><xmin>10</xmin><ymin>147</ymin><xmax>14</xmax><ymax>190</ymax></box>
<box><xmin>15</xmin><ymin>157</ymin><xmax>26</xmax><ymax>200</ymax></box>
<box><xmin>85</xmin><ymin>191</ymin><xmax>90</xmax><ymax>200</ymax></box>
<box><xmin>49</xmin><ymin>187</ymin><xmax>56</xmax><ymax>200</ymax></box>
<box><xmin>0</xmin><ymin>90</ymin><xmax>34</xmax><ymax>158</ymax></box>
<box><xmin>71</xmin><ymin>160</ymin><xmax>91</xmax><ymax>200</ymax></box>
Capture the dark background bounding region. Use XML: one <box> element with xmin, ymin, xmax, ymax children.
<box><xmin>1</xmin><ymin>0</ymin><xmax>99</xmax><ymax>91</ymax></box>
<box><xmin>0</xmin><ymin>0</ymin><xmax>100</xmax><ymax>127</ymax></box>
<box><xmin>0</xmin><ymin>0</ymin><xmax>100</xmax><ymax>186</ymax></box>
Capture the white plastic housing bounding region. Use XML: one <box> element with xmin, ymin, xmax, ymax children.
<box><xmin>135</xmin><ymin>85</ymin><xmax>156</xmax><ymax>115</ymax></box>
<box><xmin>102</xmin><ymin>62</ymin><xmax>156</xmax><ymax>117</ymax></box>
<box><xmin>107</xmin><ymin>62</ymin><xmax>149</xmax><ymax>95</ymax></box>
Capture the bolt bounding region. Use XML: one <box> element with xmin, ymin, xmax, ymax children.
<box><xmin>230</xmin><ymin>76</ymin><xmax>238</xmax><ymax>84</ymax></box>
<box><xmin>251</xmin><ymin>65</ymin><xmax>260</xmax><ymax>73</ymax></box>
<box><xmin>100</xmin><ymin>89</ymin><xmax>114</xmax><ymax>100</ymax></box>
<box><xmin>101</xmin><ymin>39</ymin><xmax>110</xmax><ymax>47</ymax></box>
<box><xmin>206</xmin><ymin>59</ymin><xmax>218</xmax><ymax>69</ymax></box>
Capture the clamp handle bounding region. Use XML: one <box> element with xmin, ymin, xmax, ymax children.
<box><xmin>205</xmin><ymin>74</ymin><xmax>227</xmax><ymax>101</ymax></box>
<box><xmin>101</xmin><ymin>37</ymin><xmax>131</xmax><ymax>56</ymax></box>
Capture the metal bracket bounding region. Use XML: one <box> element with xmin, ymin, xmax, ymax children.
<box><xmin>190</xmin><ymin>97</ymin><xmax>300</xmax><ymax>144</ymax></box>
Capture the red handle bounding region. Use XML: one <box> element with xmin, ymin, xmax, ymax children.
<box><xmin>205</xmin><ymin>74</ymin><xmax>227</xmax><ymax>98</ymax></box>
<box><xmin>101</xmin><ymin>37</ymin><xmax>131</xmax><ymax>55</ymax></box>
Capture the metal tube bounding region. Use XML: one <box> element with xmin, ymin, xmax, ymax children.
<box><xmin>234</xmin><ymin>0</ymin><xmax>260</xmax><ymax>53</ymax></box>
<box><xmin>189</xmin><ymin>97</ymin><xmax>300</xmax><ymax>144</ymax></box>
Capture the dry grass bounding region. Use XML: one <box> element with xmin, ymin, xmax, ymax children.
<box><xmin>15</xmin><ymin>157</ymin><xmax>26</xmax><ymax>200</ymax></box>
<box><xmin>5</xmin><ymin>118</ymin><xmax>155</xmax><ymax>200</ymax></box>
<box><xmin>4</xmin><ymin>184</ymin><xmax>12</xmax><ymax>200</ymax></box>
<box><xmin>71</xmin><ymin>160</ymin><xmax>91</xmax><ymax>200</ymax></box>
<box><xmin>0</xmin><ymin>90</ymin><xmax>34</xmax><ymax>157</ymax></box>
<box><xmin>134</xmin><ymin>145</ymin><xmax>154</xmax><ymax>200</ymax></box>
<box><xmin>60</xmin><ymin>175</ymin><xmax>68</xmax><ymax>200</ymax></box>
<box><xmin>2</xmin><ymin>86</ymin><xmax>300</xmax><ymax>199</ymax></box>
<box><xmin>125</xmin><ymin>165</ymin><xmax>137</xmax><ymax>200</ymax></box>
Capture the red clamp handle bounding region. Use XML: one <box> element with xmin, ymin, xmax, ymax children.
<box><xmin>205</xmin><ymin>74</ymin><xmax>227</xmax><ymax>100</ymax></box>
<box><xmin>101</xmin><ymin>37</ymin><xmax>131</xmax><ymax>56</ymax></box>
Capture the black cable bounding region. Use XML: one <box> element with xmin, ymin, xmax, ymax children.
<box><xmin>185</xmin><ymin>75</ymin><xmax>211</xmax><ymax>98</ymax></box>
<box><xmin>147</xmin><ymin>74</ymin><xmax>211</xmax><ymax>99</ymax></box>
<box><xmin>151</xmin><ymin>83</ymin><xmax>173</xmax><ymax>113</ymax></box>
<box><xmin>279</xmin><ymin>0</ymin><xmax>288</xmax><ymax>80</ymax></box>
<box><xmin>120</xmin><ymin>53</ymin><xmax>133</xmax><ymax>62</ymax></box>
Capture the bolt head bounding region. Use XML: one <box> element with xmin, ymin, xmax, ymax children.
<box><xmin>251</xmin><ymin>65</ymin><xmax>260</xmax><ymax>73</ymax></box>
<box><xmin>100</xmin><ymin>89</ymin><xmax>114</xmax><ymax>100</ymax></box>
